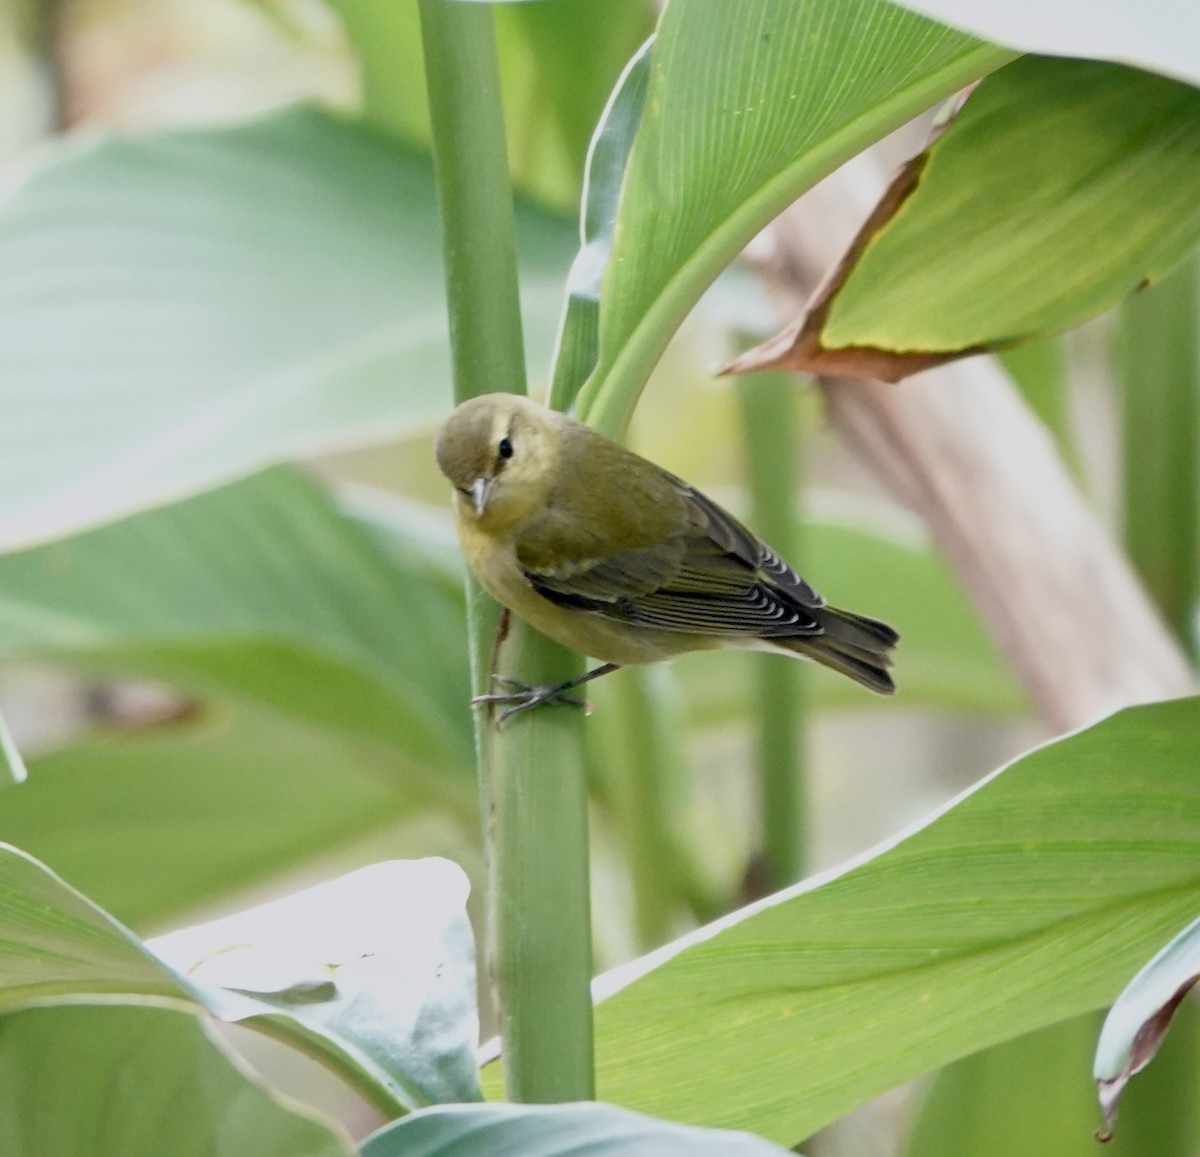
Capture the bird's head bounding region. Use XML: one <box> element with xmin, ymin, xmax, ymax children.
<box><xmin>435</xmin><ymin>393</ymin><xmax>561</xmax><ymax>529</ymax></box>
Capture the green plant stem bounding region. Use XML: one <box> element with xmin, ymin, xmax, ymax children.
<box><xmin>1117</xmin><ymin>256</ymin><xmax>1200</xmax><ymax>659</ymax></box>
<box><xmin>595</xmin><ymin>667</ymin><xmax>688</xmax><ymax>951</ymax></box>
<box><xmin>490</xmin><ymin>623</ymin><xmax>593</xmax><ymax>1101</ymax></box>
<box><xmin>419</xmin><ymin>0</ymin><xmax>594</xmax><ymax>1103</ymax></box>
<box><xmin>737</xmin><ymin>372</ymin><xmax>806</xmax><ymax>888</ymax></box>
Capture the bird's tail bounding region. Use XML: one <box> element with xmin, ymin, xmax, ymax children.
<box><xmin>776</xmin><ymin>605</ymin><xmax>898</xmax><ymax>695</ymax></box>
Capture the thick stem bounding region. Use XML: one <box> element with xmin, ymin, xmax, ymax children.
<box><xmin>489</xmin><ymin>624</ymin><xmax>593</xmax><ymax>1100</ymax></box>
<box><xmin>419</xmin><ymin>0</ymin><xmax>594</xmax><ymax>1102</ymax></box>
<box><xmin>737</xmin><ymin>372</ymin><xmax>807</xmax><ymax>888</ymax></box>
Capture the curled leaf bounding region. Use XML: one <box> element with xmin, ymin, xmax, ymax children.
<box><xmin>1094</xmin><ymin>913</ymin><xmax>1200</xmax><ymax>1140</ymax></box>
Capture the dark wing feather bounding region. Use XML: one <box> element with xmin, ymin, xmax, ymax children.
<box><xmin>522</xmin><ymin>480</ymin><xmax>823</xmax><ymax>638</ymax></box>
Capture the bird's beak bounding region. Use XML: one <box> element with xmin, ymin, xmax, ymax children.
<box><xmin>469</xmin><ymin>476</ymin><xmax>492</xmax><ymax>516</ymax></box>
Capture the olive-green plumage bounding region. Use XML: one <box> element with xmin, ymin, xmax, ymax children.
<box><xmin>435</xmin><ymin>393</ymin><xmax>898</xmax><ymax>700</ymax></box>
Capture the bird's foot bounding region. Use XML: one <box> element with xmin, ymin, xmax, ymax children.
<box><xmin>472</xmin><ymin>676</ymin><xmax>592</xmax><ymax>724</ymax></box>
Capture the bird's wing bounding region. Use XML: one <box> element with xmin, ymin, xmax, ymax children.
<box><xmin>520</xmin><ymin>484</ymin><xmax>824</xmax><ymax>638</ymax></box>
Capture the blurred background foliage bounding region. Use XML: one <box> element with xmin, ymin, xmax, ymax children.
<box><xmin>0</xmin><ymin>0</ymin><xmax>1196</xmax><ymax>1153</ymax></box>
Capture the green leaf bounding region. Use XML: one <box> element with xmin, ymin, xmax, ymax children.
<box><xmin>909</xmin><ymin>1009</ymin><xmax>1200</xmax><ymax>1157</ymax></box>
<box><xmin>881</xmin><ymin>0</ymin><xmax>1200</xmax><ymax>88</ymax></box>
<box><xmin>150</xmin><ymin>860</ymin><xmax>482</xmax><ymax>1110</ymax></box>
<box><xmin>565</xmin><ymin>0</ymin><xmax>1010</xmax><ymax>434</ymax></box>
<box><xmin>1095</xmin><ymin>913</ymin><xmax>1200</xmax><ymax>1139</ymax></box>
<box><xmin>1</xmin><ymin>704</ymin><xmax>471</xmax><ymax>929</ymax></box>
<box><xmin>0</xmin><ymin>843</ymin><xmax>480</xmax><ymax>1116</ymax></box>
<box><xmin>361</xmin><ymin>1103</ymin><xmax>794</xmax><ymax>1156</ymax></box>
<box><xmin>547</xmin><ymin>36</ymin><xmax>652</xmax><ymax>411</ymax></box>
<box><xmin>0</xmin><ymin>106</ymin><xmax>574</xmax><ymax>550</ymax></box>
<box><xmin>590</xmin><ymin>697</ymin><xmax>1200</xmax><ymax>1145</ymax></box>
<box><xmin>0</xmin><ymin>843</ymin><xmax>185</xmax><ymax>1008</ymax></box>
<box><xmin>0</xmin><ymin>467</ymin><xmax>474</xmax><ymax>776</ymax></box>
<box><xmin>0</xmin><ymin>1005</ymin><xmax>352</xmax><ymax>1157</ymax></box>
<box><xmin>904</xmin><ymin>1017</ymin><xmax>1106</xmax><ymax>1157</ymax></box>
<box><xmin>818</xmin><ymin>57</ymin><xmax>1200</xmax><ymax>366</ymax></box>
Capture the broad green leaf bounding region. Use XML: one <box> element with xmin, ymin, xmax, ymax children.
<box><xmin>0</xmin><ymin>1005</ymin><xmax>352</xmax><ymax>1157</ymax></box>
<box><xmin>883</xmin><ymin>0</ymin><xmax>1200</xmax><ymax>88</ymax></box>
<box><xmin>564</xmin><ymin>0</ymin><xmax>1010</xmax><ymax>434</ymax></box>
<box><xmin>1095</xmin><ymin>913</ymin><xmax>1200</xmax><ymax>1139</ymax></box>
<box><xmin>1</xmin><ymin>703</ymin><xmax>473</xmax><ymax>929</ymax></box>
<box><xmin>150</xmin><ymin>860</ymin><xmax>482</xmax><ymax>1109</ymax></box>
<box><xmin>0</xmin><ymin>467</ymin><xmax>473</xmax><ymax>775</ymax></box>
<box><xmin>673</xmin><ymin>516</ymin><xmax>1027</xmax><ymax>720</ymax></box>
<box><xmin>589</xmin><ymin>697</ymin><xmax>1200</xmax><ymax>1145</ymax></box>
<box><xmin>0</xmin><ymin>106</ymin><xmax>574</xmax><ymax>551</ymax></box>
<box><xmin>810</xmin><ymin>58</ymin><xmax>1200</xmax><ymax>371</ymax></box>
<box><xmin>361</xmin><ymin>1103</ymin><xmax>793</xmax><ymax>1156</ymax></box>
<box><xmin>0</xmin><ymin>843</ymin><xmax>185</xmax><ymax>1008</ymax></box>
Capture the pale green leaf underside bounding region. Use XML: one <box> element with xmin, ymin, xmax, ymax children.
<box><xmin>362</xmin><ymin>1103</ymin><xmax>792</xmax><ymax>1156</ymax></box>
<box><xmin>882</xmin><ymin>0</ymin><xmax>1200</xmax><ymax>88</ymax></box>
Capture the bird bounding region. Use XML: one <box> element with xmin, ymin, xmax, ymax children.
<box><xmin>435</xmin><ymin>393</ymin><xmax>898</xmax><ymax>720</ymax></box>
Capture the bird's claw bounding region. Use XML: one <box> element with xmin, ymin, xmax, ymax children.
<box><xmin>472</xmin><ymin>677</ymin><xmax>592</xmax><ymax>724</ymax></box>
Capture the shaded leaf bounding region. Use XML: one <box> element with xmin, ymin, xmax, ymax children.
<box><xmin>560</xmin><ymin>0</ymin><xmax>1009</xmax><ymax>433</ymax></box>
<box><xmin>0</xmin><ymin>1005</ymin><xmax>352</xmax><ymax>1157</ymax></box>
<box><xmin>586</xmin><ymin>697</ymin><xmax>1200</xmax><ymax>1144</ymax></box>
<box><xmin>730</xmin><ymin>58</ymin><xmax>1200</xmax><ymax>381</ymax></box>
<box><xmin>150</xmin><ymin>860</ymin><xmax>481</xmax><ymax>1110</ymax></box>
<box><xmin>361</xmin><ymin>1102</ymin><xmax>793</xmax><ymax>1157</ymax></box>
<box><xmin>0</xmin><ymin>107</ymin><xmax>574</xmax><ymax>550</ymax></box>
<box><xmin>905</xmin><ymin>1017</ymin><xmax>1107</xmax><ymax>1157</ymax></box>
<box><xmin>0</xmin><ymin>467</ymin><xmax>474</xmax><ymax>776</ymax></box>
<box><xmin>1095</xmin><ymin>912</ymin><xmax>1200</xmax><ymax>1139</ymax></box>
<box><xmin>2</xmin><ymin>703</ymin><xmax>472</xmax><ymax>929</ymax></box>
<box><xmin>909</xmin><ymin>1008</ymin><xmax>1200</xmax><ymax>1157</ymax></box>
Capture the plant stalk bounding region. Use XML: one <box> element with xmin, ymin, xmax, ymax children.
<box><xmin>737</xmin><ymin>372</ymin><xmax>807</xmax><ymax>888</ymax></box>
<box><xmin>419</xmin><ymin>0</ymin><xmax>594</xmax><ymax>1102</ymax></box>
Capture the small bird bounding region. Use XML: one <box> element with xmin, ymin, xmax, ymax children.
<box><xmin>436</xmin><ymin>393</ymin><xmax>897</xmax><ymax>719</ymax></box>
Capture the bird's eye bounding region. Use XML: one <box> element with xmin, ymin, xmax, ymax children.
<box><xmin>498</xmin><ymin>436</ymin><xmax>514</xmax><ymax>460</ymax></box>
